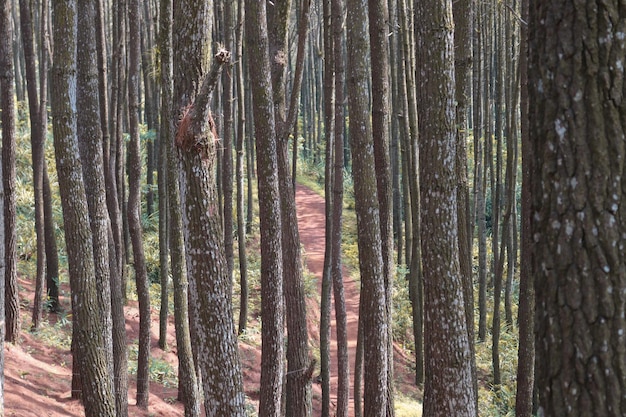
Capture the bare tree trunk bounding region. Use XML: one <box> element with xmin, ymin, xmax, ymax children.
<box><xmin>2</xmin><ymin>0</ymin><xmax>19</xmax><ymax>344</ymax></box>
<box><xmin>246</xmin><ymin>2</ymin><xmax>285</xmax><ymax>415</ymax></box>
<box><xmin>235</xmin><ymin>0</ymin><xmax>248</xmax><ymax>336</ymax></box>
<box><xmin>19</xmin><ymin>0</ymin><xmax>47</xmax><ymax>331</ymax></box>
<box><xmin>332</xmin><ymin>0</ymin><xmax>349</xmax><ymax>415</ymax></box>
<box><xmin>416</xmin><ymin>0</ymin><xmax>477</xmax><ymax>414</ymax></box>
<box><xmin>321</xmin><ymin>0</ymin><xmax>334</xmax><ymax>415</ymax></box>
<box><xmin>51</xmin><ymin>0</ymin><xmax>116</xmax><ymax>412</ymax></box>
<box><xmin>346</xmin><ymin>0</ymin><xmax>388</xmax><ymax>413</ymax></box>
<box><xmin>129</xmin><ymin>0</ymin><xmax>151</xmax><ymax>406</ymax></box>
<box><xmin>0</xmin><ymin>0</ymin><xmax>13</xmax><ymax>408</ymax></box>
<box><xmin>514</xmin><ymin>0</ymin><xmax>534</xmax><ymax>414</ymax></box>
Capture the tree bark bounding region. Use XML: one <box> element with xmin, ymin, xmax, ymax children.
<box><xmin>346</xmin><ymin>0</ymin><xmax>388</xmax><ymax>414</ymax></box>
<box><xmin>453</xmin><ymin>0</ymin><xmax>477</xmax><ymax>406</ymax></box>
<box><xmin>0</xmin><ymin>0</ymin><xmax>12</xmax><ymax>408</ymax></box>
<box><xmin>415</xmin><ymin>0</ymin><xmax>477</xmax><ymax>414</ymax></box>
<box><xmin>174</xmin><ymin>2</ymin><xmax>246</xmax><ymax>414</ymax></box>
<box><xmin>50</xmin><ymin>1</ymin><xmax>116</xmax><ymax>413</ymax></box>
<box><xmin>128</xmin><ymin>0</ymin><xmax>151</xmax><ymax>406</ymax></box>
<box><xmin>514</xmin><ymin>0</ymin><xmax>534</xmax><ymax>414</ymax></box>
<box><xmin>246</xmin><ymin>2</ymin><xmax>285</xmax><ymax>415</ymax></box>
<box><xmin>2</xmin><ymin>0</ymin><xmax>19</xmax><ymax>345</ymax></box>
<box><xmin>530</xmin><ymin>0</ymin><xmax>626</xmax><ymax>415</ymax></box>
<box><xmin>19</xmin><ymin>0</ymin><xmax>47</xmax><ymax>331</ymax></box>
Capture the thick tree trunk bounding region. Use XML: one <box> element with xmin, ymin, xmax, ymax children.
<box><xmin>2</xmin><ymin>0</ymin><xmax>19</xmax><ymax>344</ymax></box>
<box><xmin>453</xmin><ymin>0</ymin><xmax>477</xmax><ymax>407</ymax></box>
<box><xmin>76</xmin><ymin>0</ymin><xmax>116</xmax><ymax>404</ymax></box>
<box><xmin>416</xmin><ymin>0</ymin><xmax>477</xmax><ymax>414</ymax></box>
<box><xmin>530</xmin><ymin>1</ymin><xmax>626</xmax><ymax>415</ymax></box>
<box><xmin>50</xmin><ymin>1</ymin><xmax>116</xmax><ymax>414</ymax></box>
<box><xmin>0</xmin><ymin>0</ymin><xmax>12</xmax><ymax>409</ymax></box>
<box><xmin>173</xmin><ymin>2</ymin><xmax>245</xmax><ymax>414</ymax></box>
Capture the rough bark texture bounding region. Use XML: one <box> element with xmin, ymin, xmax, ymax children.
<box><xmin>76</xmin><ymin>0</ymin><xmax>116</xmax><ymax>402</ymax></box>
<box><xmin>346</xmin><ymin>0</ymin><xmax>388</xmax><ymax>414</ymax></box>
<box><xmin>530</xmin><ymin>1</ymin><xmax>626</xmax><ymax>415</ymax></box>
<box><xmin>267</xmin><ymin>1</ymin><xmax>313</xmax><ymax>412</ymax></box>
<box><xmin>2</xmin><ymin>0</ymin><xmax>19</xmax><ymax>345</ymax></box>
<box><xmin>321</xmin><ymin>0</ymin><xmax>335</xmax><ymax>414</ymax></box>
<box><xmin>0</xmin><ymin>0</ymin><xmax>11</xmax><ymax>408</ymax></box>
<box><xmin>246</xmin><ymin>2</ymin><xmax>285</xmax><ymax>416</ymax></box>
<box><xmin>332</xmin><ymin>0</ymin><xmax>349</xmax><ymax>415</ymax></box>
<box><xmin>235</xmin><ymin>0</ymin><xmax>248</xmax><ymax>337</ymax></box>
<box><xmin>367</xmin><ymin>2</ymin><xmax>395</xmax><ymax>413</ymax></box>
<box><xmin>174</xmin><ymin>2</ymin><xmax>246</xmax><ymax>415</ymax></box>
<box><xmin>222</xmin><ymin>0</ymin><xmax>235</xmax><ymax>284</ymax></box>
<box><xmin>452</xmin><ymin>0</ymin><xmax>478</xmax><ymax>407</ymax></box>
<box><xmin>415</xmin><ymin>0</ymin><xmax>477</xmax><ymax>415</ymax></box>
<box><xmin>50</xmin><ymin>1</ymin><xmax>116</xmax><ymax>414</ymax></box>
<box><xmin>128</xmin><ymin>0</ymin><xmax>151</xmax><ymax>407</ymax></box>
<box><xmin>157</xmin><ymin>0</ymin><xmax>172</xmax><ymax>353</ymax></box>
<box><xmin>165</xmin><ymin>7</ymin><xmax>202</xmax><ymax>406</ymax></box>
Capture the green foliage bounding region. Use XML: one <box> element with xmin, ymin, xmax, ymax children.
<box><xmin>128</xmin><ymin>341</ymin><xmax>177</xmax><ymax>388</ymax></box>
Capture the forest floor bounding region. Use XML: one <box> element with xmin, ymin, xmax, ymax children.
<box><xmin>4</xmin><ymin>183</ymin><xmax>420</xmax><ymax>416</ymax></box>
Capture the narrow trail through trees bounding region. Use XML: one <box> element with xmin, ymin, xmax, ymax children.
<box><xmin>295</xmin><ymin>183</ymin><xmax>360</xmax><ymax>416</ymax></box>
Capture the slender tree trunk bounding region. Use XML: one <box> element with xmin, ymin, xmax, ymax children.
<box><xmin>320</xmin><ymin>0</ymin><xmax>334</xmax><ymax>415</ymax></box>
<box><xmin>128</xmin><ymin>0</ymin><xmax>151</xmax><ymax>406</ymax></box>
<box><xmin>346</xmin><ymin>0</ymin><xmax>388</xmax><ymax>413</ymax></box>
<box><xmin>235</xmin><ymin>0</ymin><xmax>248</xmax><ymax>336</ymax></box>
<box><xmin>157</xmin><ymin>0</ymin><xmax>171</xmax><ymax>353</ymax></box>
<box><xmin>222</xmin><ymin>0</ymin><xmax>235</xmax><ymax>283</ymax></box>
<box><xmin>515</xmin><ymin>0</ymin><xmax>534</xmax><ymax>414</ymax></box>
<box><xmin>246</xmin><ymin>2</ymin><xmax>285</xmax><ymax>415</ymax></box>
<box><xmin>332</xmin><ymin>0</ymin><xmax>349</xmax><ymax>415</ymax></box>
<box><xmin>19</xmin><ymin>0</ymin><xmax>47</xmax><ymax>331</ymax></box>
<box><xmin>368</xmin><ymin>2</ymin><xmax>395</xmax><ymax>414</ymax></box>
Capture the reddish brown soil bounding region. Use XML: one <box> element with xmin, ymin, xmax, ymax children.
<box><xmin>4</xmin><ymin>183</ymin><xmax>417</xmax><ymax>416</ymax></box>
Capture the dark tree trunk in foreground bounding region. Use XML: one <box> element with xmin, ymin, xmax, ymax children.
<box><xmin>530</xmin><ymin>1</ymin><xmax>626</xmax><ymax>415</ymax></box>
<box><xmin>50</xmin><ymin>1</ymin><xmax>116</xmax><ymax>414</ymax></box>
<box><xmin>453</xmin><ymin>0</ymin><xmax>477</xmax><ymax>407</ymax></box>
<box><xmin>2</xmin><ymin>0</ymin><xmax>19</xmax><ymax>345</ymax></box>
<box><xmin>246</xmin><ymin>1</ymin><xmax>285</xmax><ymax>416</ymax></box>
<box><xmin>346</xmin><ymin>0</ymin><xmax>388</xmax><ymax>414</ymax></box>
<box><xmin>416</xmin><ymin>0</ymin><xmax>477</xmax><ymax>415</ymax></box>
<box><xmin>174</xmin><ymin>1</ymin><xmax>245</xmax><ymax>414</ymax></box>
<box><xmin>0</xmin><ymin>0</ymin><xmax>12</xmax><ymax>408</ymax></box>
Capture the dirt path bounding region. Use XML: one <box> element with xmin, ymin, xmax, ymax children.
<box><xmin>296</xmin><ymin>183</ymin><xmax>360</xmax><ymax>416</ymax></box>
